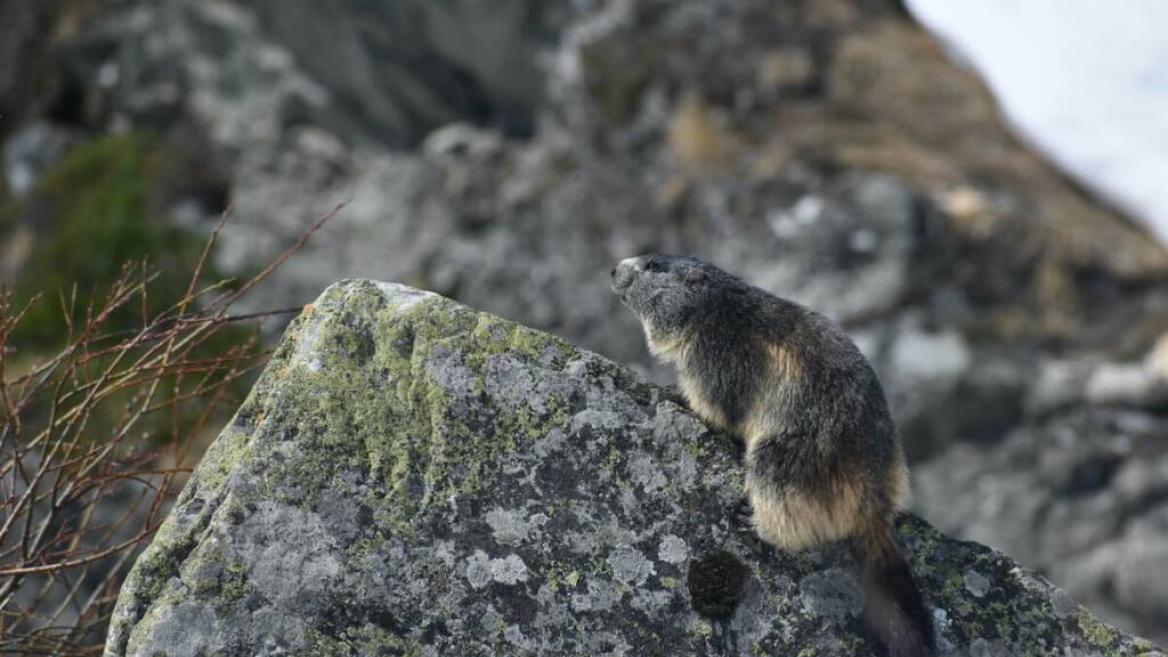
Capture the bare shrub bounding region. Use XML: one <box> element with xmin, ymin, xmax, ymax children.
<box><xmin>0</xmin><ymin>205</ymin><xmax>344</xmax><ymax>655</ymax></box>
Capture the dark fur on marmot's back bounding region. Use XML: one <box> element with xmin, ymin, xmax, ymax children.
<box><xmin>612</xmin><ymin>254</ymin><xmax>935</xmax><ymax>657</ymax></box>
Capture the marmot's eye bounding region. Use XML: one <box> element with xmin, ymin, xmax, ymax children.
<box><xmin>644</xmin><ymin>259</ymin><xmax>667</xmax><ymax>273</ymax></box>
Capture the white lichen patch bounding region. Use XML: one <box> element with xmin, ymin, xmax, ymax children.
<box><xmin>374</xmin><ymin>281</ymin><xmax>439</xmax><ymax>312</ymax></box>
<box><xmin>504</xmin><ymin>624</ymin><xmax>532</xmax><ymax>649</ymax></box>
<box><xmin>532</xmin><ymin>427</ymin><xmax>568</xmax><ymax>458</ymax></box>
<box><xmin>292</xmin><ymin>311</ymin><xmax>327</xmax><ymax>373</ymax></box>
<box><xmin>485</xmin><ymin>507</ymin><xmax>534</xmax><ymax>545</ymax></box>
<box><xmin>434</xmin><ymin>540</ymin><xmax>457</xmax><ymax>568</ymax></box>
<box><xmin>478</xmin><ymin>606</ymin><xmax>502</xmax><ymax>633</ymax></box>
<box><xmin>465</xmin><ymin>550</ymin><xmax>530</xmax><ymax>588</ymax></box>
<box><xmin>243</xmin><ymin>502</ymin><xmax>342</xmax><ymax>607</ymax></box>
<box><xmin>631</xmin><ymin>588</ymin><xmax>674</xmax><ymax>618</ymax></box>
<box><xmin>424</xmin><ymin>350</ymin><xmax>479</xmax><ymax>398</ymax></box>
<box><xmin>489</xmin><ymin>554</ymin><xmax>530</xmax><ymax>586</ymax></box>
<box><xmin>628</xmin><ymin>453</ymin><xmax>668</xmax><ymax>495</ymax></box>
<box><xmin>570</xmin><ymin>592</ymin><xmax>593</xmax><ymax>612</ymax></box>
<box><xmin>125</xmin><ymin>600</ymin><xmax>227</xmax><ymax>657</ymax></box>
<box><xmin>572</xmin><ymin>580</ymin><xmax>621</xmax><ymax>614</ymax></box>
<box><xmin>657</xmin><ymin>535</ymin><xmax>689</xmax><ymax>564</ymax></box>
<box><xmin>571</xmin><ymin>409</ymin><xmax>625</xmax><ymax>432</ymax></box>
<box><xmin>1050</xmin><ymin>588</ymin><xmax>1079</xmax><ymax>619</ymax></box>
<box><xmin>607</xmin><ymin>547</ymin><xmax>656</xmax><ymax>586</ymax></box>
<box><xmin>465</xmin><ymin>550</ymin><xmax>494</xmax><ymax>589</ymax></box>
<box><xmin>964</xmin><ymin>570</ymin><xmax>990</xmax><ymax>598</ymax></box>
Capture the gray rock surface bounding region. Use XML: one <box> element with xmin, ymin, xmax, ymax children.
<box><xmin>104</xmin><ymin>281</ymin><xmax>1163</xmax><ymax>656</ymax></box>
<box><xmin>917</xmin><ymin>357</ymin><xmax>1168</xmax><ymax>645</ymax></box>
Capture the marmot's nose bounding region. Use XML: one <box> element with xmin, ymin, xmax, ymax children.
<box><xmin>611</xmin><ymin>257</ymin><xmax>643</xmax><ymax>294</ymax></box>
<box><xmin>616</xmin><ymin>256</ymin><xmax>645</xmax><ymax>273</ymax></box>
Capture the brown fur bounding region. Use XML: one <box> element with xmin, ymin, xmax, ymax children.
<box><xmin>679</xmin><ymin>370</ymin><xmax>731</xmax><ymax>431</ymax></box>
<box><xmin>644</xmin><ymin>325</ymin><xmax>688</xmax><ymax>363</ymax></box>
<box><xmin>890</xmin><ymin>456</ymin><xmax>911</xmax><ymax>509</ymax></box>
<box><xmin>746</xmin><ymin>473</ymin><xmax>866</xmax><ymax>550</ymax></box>
<box><xmin>741</xmin><ymin>343</ymin><xmax>802</xmax><ymax>448</ymax></box>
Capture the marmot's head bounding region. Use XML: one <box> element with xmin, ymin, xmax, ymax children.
<box><xmin>611</xmin><ymin>254</ymin><xmax>744</xmax><ymax>357</ymax></box>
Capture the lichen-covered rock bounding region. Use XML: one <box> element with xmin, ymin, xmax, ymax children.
<box><xmin>104</xmin><ymin>281</ymin><xmax>1162</xmax><ymax>657</ymax></box>
<box><xmin>917</xmin><ymin>397</ymin><xmax>1168</xmax><ymax>646</ymax></box>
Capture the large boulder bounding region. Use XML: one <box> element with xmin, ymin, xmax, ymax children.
<box><xmin>104</xmin><ymin>281</ymin><xmax>1162</xmax><ymax>656</ymax></box>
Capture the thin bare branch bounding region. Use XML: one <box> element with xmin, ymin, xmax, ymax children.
<box><xmin>1</xmin><ymin>203</ymin><xmax>343</xmax><ymax>653</ymax></box>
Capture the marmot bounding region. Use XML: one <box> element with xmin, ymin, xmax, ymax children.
<box><xmin>611</xmin><ymin>254</ymin><xmax>935</xmax><ymax>657</ymax></box>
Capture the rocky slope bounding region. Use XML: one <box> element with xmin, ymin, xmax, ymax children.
<box><xmin>6</xmin><ymin>0</ymin><xmax>1166</xmax><ymax>444</ymax></box>
<box><xmin>4</xmin><ymin>0</ymin><xmax>1167</xmax><ymax>413</ymax></box>
<box><xmin>105</xmin><ymin>281</ymin><xmax>1162</xmax><ymax>657</ymax></box>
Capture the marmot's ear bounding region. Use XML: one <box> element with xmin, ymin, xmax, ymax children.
<box><xmin>684</xmin><ymin>268</ymin><xmax>707</xmax><ymax>285</ymax></box>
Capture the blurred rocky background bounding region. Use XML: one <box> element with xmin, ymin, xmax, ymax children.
<box><xmin>2</xmin><ymin>0</ymin><xmax>1166</xmax><ymax>646</ymax></box>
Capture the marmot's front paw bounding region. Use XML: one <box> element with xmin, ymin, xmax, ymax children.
<box><xmin>733</xmin><ymin>496</ymin><xmax>754</xmax><ymax>527</ymax></box>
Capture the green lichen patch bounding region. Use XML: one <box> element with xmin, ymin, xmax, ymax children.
<box><xmin>206</xmin><ymin>281</ymin><xmax>576</xmax><ymax>537</ymax></box>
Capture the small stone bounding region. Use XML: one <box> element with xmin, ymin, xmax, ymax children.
<box><xmin>964</xmin><ymin>571</ymin><xmax>990</xmax><ymax>598</ymax></box>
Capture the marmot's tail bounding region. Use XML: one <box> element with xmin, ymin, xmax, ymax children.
<box><xmin>854</xmin><ymin>523</ymin><xmax>935</xmax><ymax>657</ymax></box>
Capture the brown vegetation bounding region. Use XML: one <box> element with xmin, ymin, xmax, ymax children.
<box><xmin>0</xmin><ymin>205</ymin><xmax>343</xmax><ymax>655</ymax></box>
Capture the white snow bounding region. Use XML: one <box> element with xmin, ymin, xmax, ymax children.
<box><xmin>907</xmin><ymin>0</ymin><xmax>1168</xmax><ymax>243</ymax></box>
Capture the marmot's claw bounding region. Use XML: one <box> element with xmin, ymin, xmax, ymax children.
<box><xmin>734</xmin><ymin>497</ymin><xmax>754</xmax><ymax>527</ymax></box>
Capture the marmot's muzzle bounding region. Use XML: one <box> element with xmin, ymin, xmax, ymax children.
<box><xmin>610</xmin><ymin>256</ymin><xmax>645</xmax><ymax>296</ymax></box>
